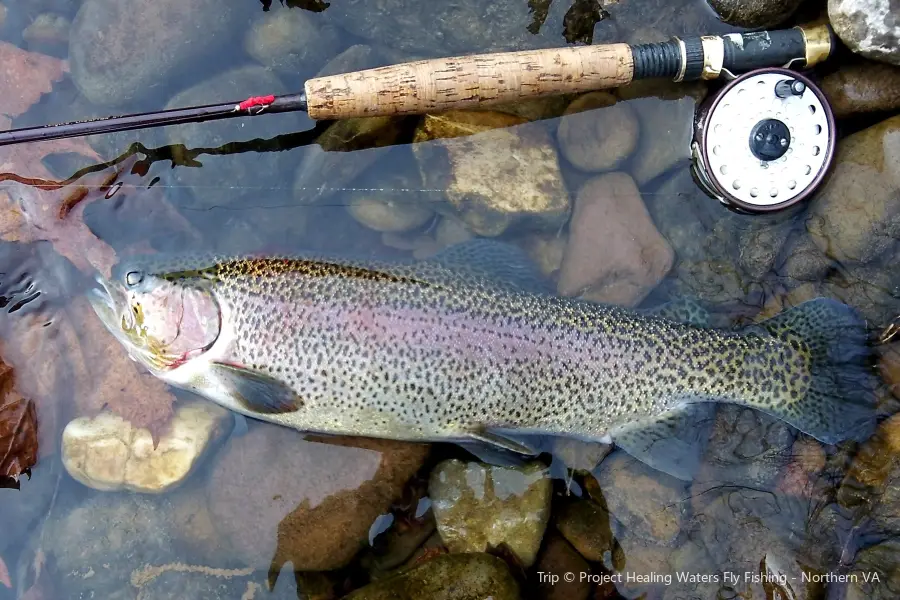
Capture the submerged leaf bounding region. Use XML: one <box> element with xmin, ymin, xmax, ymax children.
<box><xmin>0</xmin><ymin>41</ymin><xmax>67</xmax><ymax>130</ymax></box>
<box><xmin>0</xmin><ymin>44</ymin><xmax>196</xmax><ymax>446</ymax></box>
<box><xmin>0</xmin><ymin>358</ymin><xmax>39</xmax><ymax>488</ymax></box>
<box><xmin>0</xmin><ymin>554</ymin><xmax>11</xmax><ymax>588</ymax></box>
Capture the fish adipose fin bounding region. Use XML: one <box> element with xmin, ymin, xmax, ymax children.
<box><xmin>607</xmin><ymin>402</ymin><xmax>718</xmax><ymax>481</ymax></box>
<box><xmin>209</xmin><ymin>363</ymin><xmax>304</xmax><ymax>414</ymax></box>
<box><xmin>747</xmin><ymin>298</ymin><xmax>879</xmax><ymax>445</ymax></box>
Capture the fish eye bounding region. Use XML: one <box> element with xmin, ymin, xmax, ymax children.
<box><xmin>125</xmin><ymin>270</ymin><xmax>144</xmax><ymax>288</ymax></box>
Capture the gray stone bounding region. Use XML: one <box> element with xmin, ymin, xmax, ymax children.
<box><xmin>428</xmin><ymin>459</ymin><xmax>552</xmax><ymax>567</ymax></box>
<box><xmin>244</xmin><ymin>7</ymin><xmax>342</xmax><ymax>78</ymax></box>
<box><xmin>206</xmin><ymin>423</ymin><xmax>428</xmax><ymax>571</ymax></box>
<box><xmin>592</xmin><ymin>452</ymin><xmax>688</xmax><ymax>546</ymax></box>
<box><xmin>325</xmin><ymin>0</ymin><xmax>558</xmax><ymax>55</ymax></box>
<box><xmin>293</xmin><ymin>47</ymin><xmax>407</xmax><ymax>205</ymax></box>
<box><xmin>829</xmin><ymin>0</ymin><xmax>900</xmax><ymax>66</ymax></box>
<box><xmin>346</xmin><ymin>167</ymin><xmax>435</xmax><ymax>233</ymax></box>
<box><xmin>705</xmin><ymin>0</ymin><xmax>804</xmax><ymax>28</ymax></box>
<box><xmin>47</xmin><ymin>493</ymin><xmax>179</xmax><ymax>599</ymax></box>
<box><xmin>617</xmin><ymin>80</ymin><xmax>707</xmax><ymax>186</ymax></box>
<box><xmin>162</xmin><ymin>65</ymin><xmax>303</xmax><ymax>211</ymax></box>
<box><xmin>317</xmin><ymin>44</ymin><xmax>387</xmax><ymax>78</ymax></box>
<box><xmin>69</xmin><ymin>0</ymin><xmax>249</xmax><ymax>108</ymax></box>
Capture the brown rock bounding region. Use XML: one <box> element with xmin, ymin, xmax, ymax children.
<box><xmin>879</xmin><ymin>342</ymin><xmax>900</xmax><ymax>400</ymax></box>
<box><xmin>558</xmin><ymin>172</ymin><xmax>674</xmax><ymax>306</ymax></box>
<box><xmin>592</xmin><ymin>452</ymin><xmax>687</xmax><ymax>546</ymax></box>
<box><xmin>207</xmin><ymin>423</ymin><xmax>429</xmax><ymax>571</ymax></box>
<box><xmin>823</xmin><ymin>62</ymin><xmax>900</xmax><ymax>118</ymax></box>
<box><xmin>556</xmin><ymin>92</ymin><xmax>639</xmax><ymax>173</ymax></box>
<box><xmin>534</xmin><ymin>533</ymin><xmax>591</xmax><ymax>600</ymax></box>
<box><xmin>554</xmin><ymin>498</ymin><xmax>615</xmax><ymax>562</ymax></box>
<box><xmin>520</xmin><ymin>232</ymin><xmax>567</xmax><ymax>278</ymax></box>
<box><xmin>806</xmin><ymin>114</ymin><xmax>900</xmax><ymax>264</ymax></box>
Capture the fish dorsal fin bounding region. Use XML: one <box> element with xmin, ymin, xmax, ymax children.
<box><xmin>637</xmin><ymin>297</ymin><xmax>712</xmax><ymax>327</ymax></box>
<box><xmin>416</xmin><ymin>240</ymin><xmax>556</xmax><ymax>295</ymax></box>
<box><xmin>115</xmin><ymin>240</ymin><xmax>554</xmax><ymax>296</ymax></box>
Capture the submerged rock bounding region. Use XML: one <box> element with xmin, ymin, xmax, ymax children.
<box><xmin>207</xmin><ymin>423</ymin><xmax>429</xmax><ymax>571</ymax></box>
<box><xmin>163</xmin><ymin>65</ymin><xmax>302</xmax><ymax>211</ymax></box>
<box><xmin>844</xmin><ymin>539</ymin><xmax>900</xmax><ymax>599</ymax></box>
<box><xmin>645</xmin><ymin>167</ymin><xmax>796</xmax><ymax>305</ymax></box>
<box><xmin>554</xmin><ymin>497</ymin><xmax>615</xmax><ymax>562</ymax></box>
<box><xmin>69</xmin><ymin>0</ymin><xmax>248</xmax><ymax>107</ymax></box>
<box><xmin>428</xmin><ymin>459</ymin><xmax>552</xmax><ymax>567</ymax></box>
<box><xmin>129</xmin><ymin>562</ymin><xmax>298</xmax><ymax>600</ymax></box>
<box><xmin>556</xmin><ymin>92</ymin><xmax>639</xmax><ymax>173</ymax></box>
<box><xmin>805</xmin><ymin>114</ymin><xmax>900</xmax><ymax>264</ymax></box>
<box><xmin>343</xmin><ymin>553</ymin><xmax>520</xmax><ymax>600</ymax></box>
<box><xmin>346</xmin><ymin>167</ymin><xmax>435</xmax><ymax>233</ymax></box>
<box><xmin>592</xmin><ymin>452</ymin><xmax>688</xmax><ymax>546</ymax></box>
<box><xmin>558</xmin><ymin>172</ymin><xmax>674</xmax><ymax>307</ymax></box>
<box><xmin>823</xmin><ymin>62</ymin><xmax>900</xmax><ymax>117</ymax></box>
<box><xmin>617</xmin><ymin>80</ymin><xmax>707</xmax><ymax>186</ymax></box>
<box><xmin>838</xmin><ymin>414</ymin><xmax>900</xmax><ymax>534</ymax></box>
<box><xmin>293</xmin><ymin>46</ymin><xmax>406</xmax><ymax>206</ymax></box>
<box><xmin>705</xmin><ymin>0</ymin><xmax>804</xmax><ymax>28</ymax></box>
<box><xmin>829</xmin><ymin>0</ymin><xmax>900</xmax><ymax>66</ymax></box>
<box><xmin>48</xmin><ymin>494</ymin><xmax>178</xmax><ymax>598</ymax></box>
<box><xmin>244</xmin><ymin>7</ymin><xmax>341</xmax><ymax>77</ymax></box>
<box><xmin>534</xmin><ymin>533</ymin><xmax>591</xmax><ymax>600</ymax></box>
<box><xmin>61</xmin><ymin>400</ymin><xmax>231</xmax><ymax>493</ymax></box>
<box><xmin>325</xmin><ymin>0</ymin><xmax>551</xmax><ymax>55</ymax></box>
<box><xmin>697</xmin><ymin>404</ymin><xmax>796</xmax><ymax>488</ymax></box>
<box><xmin>520</xmin><ymin>232</ymin><xmax>567</xmax><ymax>279</ymax></box>
<box><xmin>686</xmin><ymin>485</ymin><xmax>829</xmax><ymax>599</ymax></box>
<box><xmin>412</xmin><ymin>111</ymin><xmax>570</xmax><ymax>237</ymax></box>
<box><xmin>22</xmin><ymin>13</ymin><xmax>70</xmax><ymax>52</ymax></box>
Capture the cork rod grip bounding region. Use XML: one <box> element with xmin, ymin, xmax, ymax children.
<box><xmin>304</xmin><ymin>43</ymin><xmax>635</xmax><ymax>120</ymax></box>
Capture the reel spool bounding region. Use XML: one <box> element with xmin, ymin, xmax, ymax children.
<box><xmin>691</xmin><ymin>67</ymin><xmax>836</xmax><ymax>214</ymax></box>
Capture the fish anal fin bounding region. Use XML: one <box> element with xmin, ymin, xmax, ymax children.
<box><xmin>608</xmin><ymin>402</ymin><xmax>717</xmax><ymax>482</ymax></box>
<box><xmin>467</xmin><ymin>428</ymin><xmax>542</xmax><ymax>456</ymax></box>
<box><xmin>209</xmin><ymin>362</ymin><xmax>304</xmax><ymax>414</ymax></box>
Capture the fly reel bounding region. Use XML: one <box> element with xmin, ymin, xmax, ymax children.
<box><xmin>691</xmin><ymin>67</ymin><xmax>836</xmax><ymax>214</ymax></box>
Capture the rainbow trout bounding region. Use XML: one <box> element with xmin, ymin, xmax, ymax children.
<box><xmin>88</xmin><ymin>241</ymin><xmax>877</xmax><ymax>473</ymax></box>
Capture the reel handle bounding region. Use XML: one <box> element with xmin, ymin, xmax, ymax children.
<box><xmin>304</xmin><ymin>23</ymin><xmax>835</xmax><ymax>121</ymax></box>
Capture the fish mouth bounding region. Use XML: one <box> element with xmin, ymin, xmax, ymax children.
<box><xmin>86</xmin><ymin>273</ymin><xmax>168</xmax><ymax>373</ymax></box>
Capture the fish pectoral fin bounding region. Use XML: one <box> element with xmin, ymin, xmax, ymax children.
<box><xmin>607</xmin><ymin>401</ymin><xmax>718</xmax><ymax>482</ymax></box>
<box><xmin>466</xmin><ymin>428</ymin><xmax>542</xmax><ymax>456</ymax></box>
<box><xmin>209</xmin><ymin>362</ymin><xmax>304</xmax><ymax>414</ymax></box>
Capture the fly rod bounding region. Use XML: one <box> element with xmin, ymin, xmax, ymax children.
<box><xmin>0</xmin><ymin>23</ymin><xmax>835</xmax><ymax>147</ymax></box>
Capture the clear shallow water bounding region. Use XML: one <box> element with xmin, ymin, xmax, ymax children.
<box><xmin>1</xmin><ymin>0</ymin><xmax>900</xmax><ymax>599</ymax></box>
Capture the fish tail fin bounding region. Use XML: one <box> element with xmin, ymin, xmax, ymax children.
<box><xmin>749</xmin><ymin>298</ymin><xmax>879</xmax><ymax>445</ymax></box>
